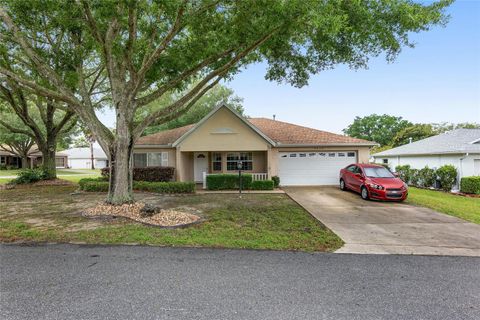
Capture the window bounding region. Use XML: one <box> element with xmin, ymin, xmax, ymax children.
<box><xmin>134</xmin><ymin>153</ymin><xmax>147</xmax><ymax>167</ymax></box>
<box><xmin>289</xmin><ymin>153</ymin><xmax>297</xmax><ymax>158</ymax></box>
<box><xmin>308</xmin><ymin>153</ymin><xmax>316</xmax><ymax>157</ymax></box>
<box><xmin>299</xmin><ymin>153</ymin><xmax>306</xmax><ymax>158</ymax></box>
<box><xmin>134</xmin><ymin>152</ymin><xmax>168</xmax><ymax>167</ymax></box>
<box><xmin>318</xmin><ymin>152</ymin><xmax>326</xmax><ymax>157</ymax></box>
<box><xmin>147</xmin><ymin>153</ymin><xmax>162</xmax><ymax>166</ymax></box>
<box><xmin>212</xmin><ymin>152</ymin><xmax>222</xmax><ymax>171</ymax></box>
<box><xmin>328</xmin><ymin>153</ymin><xmax>336</xmax><ymax>157</ymax></box>
<box><xmin>281</xmin><ymin>154</ymin><xmax>287</xmax><ymax>158</ymax></box>
<box><xmin>338</xmin><ymin>152</ymin><xmax>345</xmax><ymax>157</ymax></box>
<box><xmin>0</xmin><ymin>156</ymin><xmax>5</xmax><ymax>164</ymax></box>
<box><xmin>227</xmin><ymin>152</ymin><xmax>253</xmax><ymax>171</ymax></box>
<box><xmin>383</xmin><ymin>159</ymin><xmax>388</xmax><ymax>164</ymax></box>
<box><xmin>347</xmin><ymin>165</ymin><xmax>356</xmax><ymax>173</ymax></box>
<box><xmin>347</xmin><ymin>152</ymin><xmax>355</xmax><ymax>158</ymax></box>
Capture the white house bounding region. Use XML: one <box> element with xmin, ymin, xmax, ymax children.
<box><xmin>63</xmin><ymin>147</ymin><xmax>108</xmax><ymax>169</ymax></box>
<box><xmin>372</xmin><ymin>129</ymin><xmax>480</xmax><ymax>189</ymax></box>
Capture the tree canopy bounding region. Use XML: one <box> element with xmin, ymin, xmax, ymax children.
<box><xmin>342</xmin><ymin>114</ymin><xmax>413</xmax><ymax>146</ymax></box>
<box><xmin>0</xmin><ymin>0</ymin><xmax>452</xmax><ymax>203</ymax></box>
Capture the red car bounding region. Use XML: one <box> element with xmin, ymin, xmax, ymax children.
<box><xmin>339</xmin><ymin>163</ymin><xmax>408</xmax><ymax>201</ymax></box>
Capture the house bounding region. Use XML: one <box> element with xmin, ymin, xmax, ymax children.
<box><xmin>63</xmin><ymin>147</ymin><xmax>108</xmax><ymax>169</ymax></box>
<box><xmin>134</xmin><ymin>104</ymin><xmax>376</xmax><ymax>186</ymax></box>
<box><xmin>372</xmin><ymin>129</ymin><xmax>480</xmax><ymax>188</ymax></box>
<box><xmin>0</xmin><ymin>146</ymin><xmax>68</xmax><ymax>169</ymax></box>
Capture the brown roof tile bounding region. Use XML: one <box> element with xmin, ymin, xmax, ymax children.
<box><xmin>136</xmin><ymin>118</ymin><xmax>374</xmax><ymax>146</ymax></box>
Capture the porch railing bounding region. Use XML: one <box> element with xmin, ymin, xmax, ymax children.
<box><xmin>202</xmin><ymin>172</ymin><xmax>268</xmax><ymax>189</ymax></box>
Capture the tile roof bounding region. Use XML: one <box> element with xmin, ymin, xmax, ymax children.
<box><xmin>136</xmin><ymin>118</ymin><xmax>374</xmax><ymax>146</ymax></box>
<box><xmin>373</xmin><ymin>129</ymin><xmax>480</xmax><ymax>157</ymax></box>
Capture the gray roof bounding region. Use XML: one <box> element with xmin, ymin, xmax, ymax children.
<box><xmin>373</xmin><ymin>129</ymin><xmax>480</xmax><ymax>157</ymax></box>
<box><xmin>63</xmin><ymin>147</ymin><xmax>107</xmax><ymax>159</ymax></box>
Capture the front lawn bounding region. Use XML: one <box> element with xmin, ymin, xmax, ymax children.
<box><xmin>0</xmin><ymin>169</ymin><xmax>101</xmax><ymax>185</ymax></box>
<box><xmin>0</xmin><ymin>185</ymin><xmax>342</xmax><ymax>252</ymax></box>
<box><xmin>407</xmin><ymin>187</ymin><xmax>480</xmax><ymax>224</ymax></box>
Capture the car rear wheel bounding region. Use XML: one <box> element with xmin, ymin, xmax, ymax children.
<box><xmin>361</xmin><ymin>186</ymin><xmax>369</xmax><ymax>200</ymax></box>
<box><xmin>339</xmin><ymin>179</ymin><xmax>346</xmax><ymax>191</ymax></box>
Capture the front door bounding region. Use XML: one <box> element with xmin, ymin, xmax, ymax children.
<box><xmin>194</xmin><ymin>153</ymin><xmax>208</xmax><ymax>182</ymax></box>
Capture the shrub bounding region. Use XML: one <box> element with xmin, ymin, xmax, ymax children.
<box><xmin>78</xmin><ymin>178</ymin><xmax>195</xmax><ymax>194</ymax></box>
<box><xmin>409</xmin><ymin>169</ymin><xmax>420</xmax><ymax>187</ymax></box>
<box><xmin>0</xmin><ymin>164</ymin><xmax>6</xmax><ymax>170</ymax></box>
<box><xmin>78</xmin><ymin>177</ymin><xmax>109</xmax><ymax>192</ymax></box>
<box><xmin>395</xmin><ymin>165</ymin><xmax>412</xmax><ymax>184</ymax></box>
<box><xmin>101</xmin><ymin>166</ymin><xmax>175</xmax><ymax>182</ymax></box>
<box><xmin>460</xmin><ymin>176</ymin><xmax>480</xmax><ymax>194</ymax></box>
<box><xmin>417</xmin><ymin>166</ymin><xmax>436</xmax><ymax>188</ymax></box>
<box><xmin>133</xmin><ymin>181</ymin><xmax>195</xmax><ymax>194</ymax></box>
<box><xmin>206</xmin><ymin>174</ymin><xmax>252</xmax><ymax>190</ymax></box>
<box><xmin>12</xmin><ymin>168</ymin><xmax>50</xmax><ymax>184</ymax></box>
<box><xmin>250</xmin><ymin>180</ymin><xmax>275</xmax><ymax>190</ymax></box>
<box><xmin>436</xmin><ymin>165</ymin><xmax>458</xmax><ymax>191</ymax></box>
<box><xmin>272</xmin><ymin>176</ymin><xmax>280</xmax><ymax>188</ymax></box>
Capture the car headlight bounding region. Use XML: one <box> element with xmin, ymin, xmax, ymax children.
<box><xmin>368</xmin><ymin>183</ymin><xmax>384</xmax><ymax>190</ymax></box>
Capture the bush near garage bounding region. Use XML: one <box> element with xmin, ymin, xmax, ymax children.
<box><xmin>206</xmin><ymin>174</ymin><xmax>252</xmax><ymax>190</ymax></box>
<box><xmin>101</xmin><ymin>166</ymin><xmax>175</xmax><ymax>182</ymax></box>
<box><xmin>460</xmin><ymin>176</ymin><xmax>480</xmax><ymax>194</ymax></box>
<box><xmin>417</xmin><ymin>166</ymin><xmax>436</xmax><ymax>188</ymax></box>
<box><xmin>79</xmin><ymin>178</ymin><xmax>195</xmax><ymax>194</ymax></box>
<box><xmin>436</xmin><ymin>165</ymin><xmax>458</xmax><ymax>191</ymax></box>
<box><xmin>272</xmin><ymin>176</ymin><xmax>280</xmax><ymax>188</ymax></box>
<box><xmin>250</xmin><ymin>180</ymin><xmax>275</xmax><ymax>190</ymax></box>
<box><xmin>395</xmin><ymin>165</ymin><xmax>413</xmax><ymax>184</ymax></box>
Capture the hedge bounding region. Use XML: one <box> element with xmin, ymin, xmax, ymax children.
<box><xmin>206</xmin><ymin>174</ymin><xmax>252</xmax><ymax>190</ymax></box>
<box><xmin>395</xmin><ymin>165</ymin><xmax>412</xmax><ymax>184</ymax></box>
<box><xmin>78</xmin><ymin>178</ymin><xmax>195</xmax><ymax>194</ymax></box>
<box><xmin>101</xmin><ymin>166</ymin><xmax>175</xmax><ymax>182</ymax></box>
<box><xmin>250</xmin><ymin>180</ymin><xmax>275</xmax><ymax>190</ymax></box>
<box><xmin>460</xmin><ymin>176</ymin><xmax>480</xmax><ymax>194</ymax></box>
<box><xmin>12</xmin><ymin>168</ymin><xmax>50</xmax><ymax>184</ymax></box>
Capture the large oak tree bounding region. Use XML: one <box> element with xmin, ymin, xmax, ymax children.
<box><xmin>0</xmin><ymin>0</ymin><xmax>451</xmax><ymax>204</ymax></box>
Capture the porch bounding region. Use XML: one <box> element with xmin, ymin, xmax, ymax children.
<box><xmin>176</xmin><ymin>151</ymin><xmax>270</xmax><ymax>186</ymax></box>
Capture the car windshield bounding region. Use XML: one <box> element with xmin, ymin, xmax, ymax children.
<box><xmin>364</xmin><ymin>167</ymin><xmax>395</xmax><ymax>178</ymax></box>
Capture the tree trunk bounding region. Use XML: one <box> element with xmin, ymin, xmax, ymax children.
<box><xmin>107</xmin><ymin>137</ymin><xmax>134</xmax><ymax>204</ymax></box>
<box><xmin>106</xmin><ymin>103</ymin><xmax>135</xmax><ymax>204</ymax></box>
<box><xmin>90</xmin><ymin>142</ymin><xmax>95</xmax><ymax>170</ymax></box>
<box><xmin>21</xmin><ymin>155</ymin><xmax>28</xmax><ymax>169</ymax></box>
<box><xmin>40</xmin><ymin>142</ymin><xmax>57</xmax><ymax>179</ymax></box>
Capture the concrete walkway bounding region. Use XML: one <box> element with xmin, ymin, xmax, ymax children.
<box><xmin>284</xmin><ymin>186</ymin><xmax>480</xmax><ymax>256</ymax></box>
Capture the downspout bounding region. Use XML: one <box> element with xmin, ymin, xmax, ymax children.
<box><xmin>458</xmin><ymin>153</ymin><xmax>469</xmax><ymax>191</ymax></box>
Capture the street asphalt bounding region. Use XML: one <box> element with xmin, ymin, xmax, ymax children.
<box><xmin>1</xmin><ymin>244</ymin><xmax>479</xmax><ymax>320</ymax></box>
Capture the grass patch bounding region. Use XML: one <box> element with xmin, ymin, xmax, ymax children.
<box><xmin>0</xmin><ymin>185</ymin><xmax>342</xmax><ymax>252</ymax></box>
<box><xmin>406</xmin><ymin>187</ymin><xmax>480</xmax><ymax>224</ymax></box>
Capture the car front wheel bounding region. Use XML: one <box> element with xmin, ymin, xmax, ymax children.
<box><xmin>340</xmin><ymin>179</ymin><xmax>346</xmax><ymax>191</ymax></box>
<box><xmin>361</xmin><ymin>186</ymin><xmax>369</xmax><ymax>200</ymax></box>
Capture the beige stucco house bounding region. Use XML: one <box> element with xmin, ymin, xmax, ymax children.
<box><xmin>134</xmin><ymin>104</ymin><xmax>375</xmax><ymax>186</ymax></box>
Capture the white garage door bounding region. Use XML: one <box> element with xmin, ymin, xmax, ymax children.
<box><xmin>278</xmin><ymin>151</ymin><xmax>357</xmax><ymax>186</ymax></box>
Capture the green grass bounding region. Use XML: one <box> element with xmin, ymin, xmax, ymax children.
<box><xmin>0</xmin><ymin>170</ymin><xmax>101</xmax><ymax>185</ymax></box>
<box><xmin>0</xmin><ymin>168</ymin><xmax>100</xmax><ymax>176</ymax></box>
<box><xmin>407</xmin><ymin>187</ymin><xmax>480</xmax><ymax>224</ymax></box>
<box><xmin>0</xmin><ymin>185</ymin><xmax>342</xmax><ymax>252</ymax></box>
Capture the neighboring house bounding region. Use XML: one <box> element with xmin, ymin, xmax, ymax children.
<box><xmin>372</xmin><ymin>129</ymin><xmax>480</xmax><ymax>189</ymax></box>
<box><xmin>63</xmin><ymin>147</ymin><xmax>108</xmax><ymax>169</ymax></box>
<box><xmin>0</xmin><ymin>146</ymin><xmax>68</xmax><ymax>169</ymax></box>
<box><xmin>134</xmin><ymin>104</ymin><xmax>376</xmax><ymax>186</ymax></box>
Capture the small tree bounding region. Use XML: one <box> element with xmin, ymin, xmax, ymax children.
<box><xmin>392</xmin><ymin>124</ymin><xmax>435</xmax><ymax>147</ymax></box>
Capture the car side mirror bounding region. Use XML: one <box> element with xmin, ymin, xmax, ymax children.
<box><xmin>393</xmin><ymin>172</ymin><xmax>399</xmax><ymax>177</ymax></box>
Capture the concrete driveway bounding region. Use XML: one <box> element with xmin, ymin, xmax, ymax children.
<box><xmin>284</xmin><ymin>186</ymin><xmax>480</xmax><ymax>256</ymax></box>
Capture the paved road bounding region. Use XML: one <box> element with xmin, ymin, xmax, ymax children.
<box><xmin>284</xmin><ymin>186</ymin><xmax>480</xmax><ymax>256</ymax></box>
<box><xmin>1</xmin><ymin>244</ymin><xmax>479</xmax><ymax>320</ymax></box>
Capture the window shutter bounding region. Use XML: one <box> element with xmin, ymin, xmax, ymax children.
<box><xmin>162</xmin><ymin>152</ymin><xmax>168</xmax><ymax>166</ymax></box>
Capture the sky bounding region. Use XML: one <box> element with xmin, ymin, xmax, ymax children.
<box><xmin>98</xmin><ymin>0</ymin><xmax>480</xmax><ymax>134</ymax></box>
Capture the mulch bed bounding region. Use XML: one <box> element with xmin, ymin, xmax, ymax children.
<box><xmin>0</xmin><ymin>178</ymin><xmax>73</xmax><ymax>190</ymax></box>
<box><xmin>83</xmin><ymin>202</ymin><xmax>201</xmax><ymax>227</ymax></box>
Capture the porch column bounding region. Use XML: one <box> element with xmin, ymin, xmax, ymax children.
<box><xmin>175</xmin><ymin>149</ymin><xmax>183</xmax><ymax>181</ymax></box>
